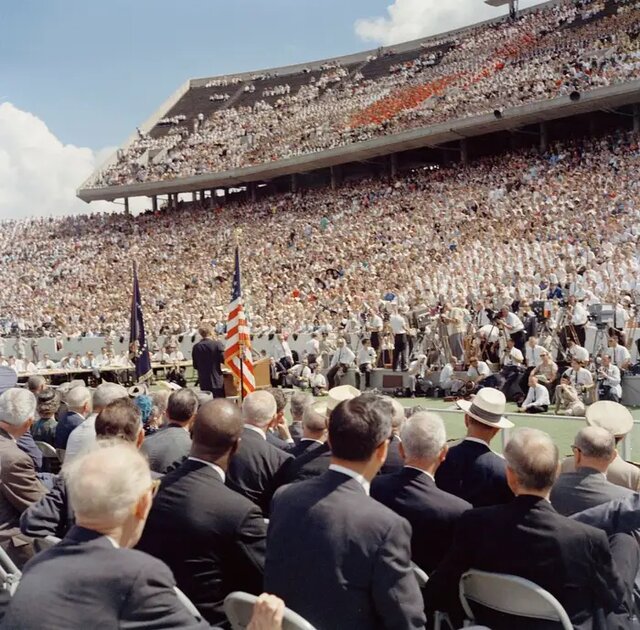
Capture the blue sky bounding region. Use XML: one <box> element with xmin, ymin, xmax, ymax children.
<box><xmin>0</xmin><ymin>0</ymin><xmax>535</xmax><ymax>219</ymax></box>
<box><xmin>1</xmin><ymin>0</ymin><xmax>396</xmax><ymax>150</ymax></box>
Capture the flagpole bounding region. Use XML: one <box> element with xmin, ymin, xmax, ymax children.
<box><xmin>235</xmin><ymin>232</ymin><xmax>245</xmax><ymax>403</ymax></box>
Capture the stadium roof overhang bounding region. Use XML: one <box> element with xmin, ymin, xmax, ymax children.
<box><xmin>77</xmin><ymin>80</ymin><xmax>640</xmax><ymax>203</ymax></box>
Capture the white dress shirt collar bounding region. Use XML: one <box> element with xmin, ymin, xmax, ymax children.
<box><xmin>464</xmin><ymin>436</ymin><xmax>490</xmax><ymax>447</ymax></box>
<box><xmin>404</xmin><ymin>465</ymin><xmax>435</xmax><ymax>482</ymax></box>
<box><xmin>187</xmin><ymin>457</ymin><xmax>226</xmax><ymax>483</ymax></box>
<box><xmin>244</xmin><ymin>424</ymin><xmax>267</xmax><ymax>439</ymax></box>
<box><xmin>329</xmin><ymin>464</ymin><xmax>370</xmax><ymax>495</ymax></box>
<box><xmin>300</xmin><ymin>438</ymin><xmax>324</xmax><ymax>444</ymax></box>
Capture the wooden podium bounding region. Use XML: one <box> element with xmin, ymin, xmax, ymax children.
<box><xmin>223</xmin><ymin>358</ymin><xmax>271</xmax><ymax>397</ymax></box>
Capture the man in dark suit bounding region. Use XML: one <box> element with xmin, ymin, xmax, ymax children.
<box><xmin>4</xmin><ymin>441</ymin><xmax>209</xmax><ymax>629</ymax></box>
<box><xmin>288</xmin><ymin>391</ymin><xmax>311</xmax><ymax>443</ymax></box>
<box><xmin>191</xmin><ymin>323</ymin><xmax>225</xmax><ymax>398</ymax></box>
<box><xmin>0</xmin><ymin>388</ymin><xmax>47</xmax><ymax>567</ymax></box>
<box><xmin>426</xmin><ymin>427</ymin><xmax>639</xmax><ymax>630</ymax></box>
<box><xmin>551</xmin><ymin>426</ymin><xmax>634</xmax><ymax>516</ymax></box>
<box><xmin>141</xmin><ymin>388</ymin><xmax>198</xmax><ymax>474</ymax></box>
<box><xmin>54</xmin><ymin>385</ymin><xmax>92</xmax><ymax>451</ymax></box>
<box><xmin>21</xmin><ymin>398</ymin><xmax>146</xmax><ymax>540</ymax></box>
<box><xmin>287</xmin><ymin>404</ymin><xmax>325</xmax><ymax>458</ymax></box>
<box><xmin>138</xmin><ymin>399</ymin><xmax>266</xmax><ymax>626</ymax></box>
<box><xmin>265</xmin><ymin>394</ymin><xmax>426</xmax><ymax>629</ymax></box>
<box><xmin>379</xmin><ymin>397</ymin><xmax>406</xmax><ymax>475</ymax></box>
<box><xmin>372</xmin><ymin>412</ymin><xmax>471</xmax><ymax>574</ymax></box>
<box><xmin>226</xmin><ymin>391</ymin><xmax>292</xmax><ymax>512</ymax></box>
<box><xmin>435</xmin><ymin>388</ymin><xmax>514</xmax><ymax>507</ymax></box>
<box><xmin>265</xmin><ymin>388</ymin><xmax>294</xmax><ymax>451</ymax></box>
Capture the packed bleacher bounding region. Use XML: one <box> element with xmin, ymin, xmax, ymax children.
<box><xmin>85</xmin><ymin>0</ymin><xmax>640</xmax><ymax>189</ymax></box>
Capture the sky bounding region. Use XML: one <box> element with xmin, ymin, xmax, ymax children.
<box><xmin>0</xmin><ymin>0</ymin><xmax>541</xmax><ymax>219</ymax></box>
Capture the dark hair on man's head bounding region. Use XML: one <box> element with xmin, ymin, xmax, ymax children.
<box><xmin>95</xmin><ymin>398</ymin><xmax>142</xmax><ymax>443</ymax></box>
<box><xmin>329</xmin><ymin>394</ymin><xmax>391</xmax><ymax>462</ymax></box>
<box><xmin>191</xmin><ymin>399</ymin><xmax>243</xmax><ymax>460</ymax></box>
<box><xmin>268</xmin><ymin>388</ymin><xmax>287</xmax><ymax>414</ymax></box>
<box><xmin>167</xmin><ymin>389</ymin><xmax>199</xmax><ymax>424</ymax></box>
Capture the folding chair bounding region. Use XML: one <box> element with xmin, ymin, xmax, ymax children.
<box><xmin>175</xmin><ymin>587</ymin><xmax>202</xmax><ymax>621</ymax></box>
<box><xmin>35</xmin><ymin>441</ymin><xmax>61</xmax><ymax>474</ymax></box>
<box><xmin>459</xmin><ymin>570</ymin><xmax>573</xmax><ymax>630</ymax></box>
<box><xmin>224</xmin><ymin>591</ymin><xmax>316</xmax><ymax>630</ymax></box>
<box><xmin>0</xmin><ymin>546</ymin><xmax>21</xmax><ymax>597</ymax></box>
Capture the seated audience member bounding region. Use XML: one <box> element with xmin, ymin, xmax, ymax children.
<box><xmin>226</xmin><ymin>391</ymin><xmax>292</xmax><ymax>512</ymax></box>
<box><xmin>26</xmin><ymin>375</ymin><xmax>47</xmax><ymax>396</ymax></box>
<box><xmin>0</xmin><ymin>388</ymin><xmax>47</xmax><ymax>567</ymax></box>
<box><xmin>141</xmin><ymin>388</ymin><xmax>198</xmax><ymax>474</ymax></box>
<box><xmin>54</xmin><ymin>386</ymin><xmax>92</xmax><ymax>451</ymax></box>
<box><xmin>21</xmin><ymin>398</ymin><xmax>145</xmax><ymax>539</ymax></box>
<box><xmin>531</xmin><ymin>349</ymin><xmax>558</xmax><ymax>386</ymax></box>
<box><xmin>287</xmin><ymin>359</ymin><xmax>311</xmax><ymax>389</ymax></box>
<box><xmin>561</xmin><ymin>401</ymin><xmax>640</xmax><ymax>492</ymax></box>
<box><xmin>598</xmin><ymin>354</ymin><xmax>622</xmax><ymax>403</ymax></box>
<box><xmin>265</xmin><ymin>389</ymin><xmax>294</xmax><ymax>451</ymax></box>
<box><xmin>326</xmin><ymin>337</ymin><xmax>355</xmax><ymax>388</ymax></box>
<box><xmin>439</xmin><ymin>359</ymin><xmax>465</xmax><ymax>395</ymax></box>
<box><xmin>560</xmin><ymin>359</ymin><xmax>594</xmax><ymax>405</ymax></box>
<box><xmin>147</xmin><ymin>390</ymin><xmax>170</xmax><ymax>433</ymax></box>
<box><xmin>287</xmin><ymin>391</ymin><xmax>311</xmax><ymax>442</ymax></box>
<box><xmin>554</xmin><ymin>373</ymin><xmax>586</xmax><ymax>416</ymax></box>
<box><xmin>466</xmin><ymin>356</ymin><xmax>491</xmax><ymax>393</ymax></box>
<box><xmin>264</xmin><ymin>386</ymin><xmax>359</xmax><ymax>504</ymax></box>
<box><xmin>64</xmin><ymin>383</ymin><xmax>128</xmax><ymax>462</ymax></box>
<box><xmin>435</xmin><ymin>388</ymin><xmax>514</xmax><ymax>507</ymax></box>
<box><xmin>379</xmin><ymin>397</ymin><xmax>406</xmax><ymax>475</ymax></box>
<box><xmin>137</xmin><ymin>400</ymin><xmax>267</xmax><ymax>626</ymax></box>
<box><xmin>426</xmin><ymin>428</ymin><xmax>639</xmax><ymax>629</ymax></box>
<box><xmin>288</xmin><ymin>404</ymin><xmax>326</xmax><ymax>458</ymax></box>
<box><xmin>372</xmin><ymin>412</ymin><xmax>471</xmax><ymax>574</ymax></box>
<box><xmin>4</xmin><ymin>442</ymin><xmax>210</xmax><ymax>629</ymax></box>
<box><xmin>265</xmin><ymin>394</ymin><xmax>426</xmax><ymax>629</ymax></box>
<box><xmin>309</xmin><ymin>364</ymin><xmax>328</xmax><ymax>396</ymax></box>
<box><xmin>356</xmin><ymin>337</ymin><xmax>376</xmax><ymax>390</ymax></box>
<box><xmin>517</xmin><ymin>374</ymin><xmax>550</xmax><ymax>414</ymax></box>
<box><xmin>31</xmin><ymin>389</ymin><xmax>60</xmax><ymax>446</ymax></box>
<box><xmin>551</xmin><ymin>426</ymin><xmax>633</xmax><ymax>517</ymax></box>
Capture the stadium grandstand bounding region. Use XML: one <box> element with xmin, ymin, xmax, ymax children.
<box><xmin>77</xmin><ymin>0</ymin><xmax>640</xmax><ymax>212</ymax></box>
<box><xmin>5</xmin><ymin>2</ymin><xmax>640</xmax><ymax>629</ymax></box>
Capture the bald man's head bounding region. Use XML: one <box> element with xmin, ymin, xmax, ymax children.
<box><xmin>190</xmin><ymin>399</ymin><xmax>243</xmax><ymax>463</ymax></box>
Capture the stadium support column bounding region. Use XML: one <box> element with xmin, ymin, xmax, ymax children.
<box><xmin>151</xmin><ymin>196</ymin><xmax>158</xmax><ymax>213</ymax></box>
<box><xmin>291</xmin><ymin>173</ymin><xmax>298</xmax><ymax>193</ymax></box>
<box><xmin>199</xmin><ymin>190</ymin><xmax>206</xmax><ymax>203</ymax></box>
<box><xmin>389</xmin><ymin>154</ymin><xmax>398</xmax><ymax>179</ymax></box>
<box><xmin>124</xmin><ymin>197</ymin><xmax>130</xmax><ymax>215</ymax></box>
<box><xmin>634</xmin><ymin>105</ymin><xmax>640</xmax><ymax>133</ymax></box>
<box><xmin>460</xmin><ymin>139</ymin><xmax>468</xmax><ymax>165</ymax></box>
<box><xmin>192</xmin><ymin>191</ymin><xmax>197</xmax><ymax>204</ymax></box>
<box><xmin>330</xmin><ymin>166</ymin><xmax>337</xmax><ymax>190</ymax></box>
<box><xmin>540</xmin><ymin>122</ymin><xmax>548</xmax><ymax>153</ymax></box>
<box><xmin>249</xmin><ymin>182</ymin><xmax>256</xmax><ymax>202</ymax></box>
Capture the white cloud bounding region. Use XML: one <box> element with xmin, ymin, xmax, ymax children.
<box><xmin>0</xmin><ymin>102</ymin><xmax>145</xmax><ymax>220</ymax></box>
<box><xmin>355</xmin><ymin>0</ymin><xmax>542</xmax><ymax>46</ymax></box>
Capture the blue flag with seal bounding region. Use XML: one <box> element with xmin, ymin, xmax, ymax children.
<box><xmin>129</xmin><ymin>262</ymin><xmax>152</xmax><ymax>382</ymax></box>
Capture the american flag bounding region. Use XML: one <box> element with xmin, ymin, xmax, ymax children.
<box><xmin>224</xmin><ymin>247</ymin><xmax>255</xmax><ymax>398</ymax></box>
<box><xmin>129</xmin><ymin>262</ymin><xmax>152</xmax><ymax>382</ymax></box>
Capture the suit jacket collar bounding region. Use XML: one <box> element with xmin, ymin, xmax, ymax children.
<box><xmin>325</xmin><ymin>469</ymin><xmax>369</xmax><ymax>495</ymax></box>
<box><xmin>572</xmin><ymin>466</ymin><xmax>606</xmax><ymax>480</ymax></box>
<box><xmin>401</xmin><ymin>465</ymin><xmax>436</xmax><ymax>484</ymax></box>
<box><xmin>0</xmin><ymin>427</ymin><xmax>14</xmax><ymax>442</ymax></box>
<box><xmin>511</xmin><ymin>494</ymin><xmax>554</xmax><ymax>512</ymax></box>
<box><xmin>179</xmin><ymin>458</ymin><xmax>225</xmax><ymax>482</ymax></box>
<box><xmin>64</xmin><ymin>525</ymin><xmax>118</xmax><ymax>549</ymax></box>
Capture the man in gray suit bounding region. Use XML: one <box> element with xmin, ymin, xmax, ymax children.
<box><xmin>141</xmin><ymin>389</ymin><xmax>198</xmax><ymax>474</ymax></box>
<box><xmin>551</xmin><ymin>426</ymin><xmax>633</xmax><ymax>517</ymax></box>
<box><xmin>3</xmin><ymin>441</ymin><xmax>208</xmax><ymax>629</ymax></box>
<box><xmin>0</xmin><ymin>388</ymin><xmax>47</xmax><ymax>568</ymax></box>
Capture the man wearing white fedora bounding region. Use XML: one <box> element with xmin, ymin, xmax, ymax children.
<box><xmin>435</xmin><ymin>388</ymin><xmax>515</xmax><ymax>507</ymax></box>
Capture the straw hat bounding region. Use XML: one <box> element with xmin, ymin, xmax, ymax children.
<box><xmin>456</xmin><ymin>388</ymin><xmax>514</xmax><ymax>429</ymax></box>
<box><xmin>312</xmin><ymin>384</ymin><xmax>360</xmax><ymax>416</ymax></box>
<box><xmin>585</xmin><ymin>401</ymin><xmax>633</xmax><ymax>438</ymax></box>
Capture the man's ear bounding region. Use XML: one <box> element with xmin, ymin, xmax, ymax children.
<box><xmin>134</xmin><ymin>490</ymin><xmax>152</xmax><ymax>522</ymax></box>
<box><xmin>376</xmin><ymin>438</ymin><xmax>389</xmax><ymax>465</ymax></box>
<box><xmin>136</xmin><ymin>428</ymin><xmax>144</xmax><ymax>449</ymax></box>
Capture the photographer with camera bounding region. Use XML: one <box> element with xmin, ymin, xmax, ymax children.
<box><xmin>598</xmin><ymin>354</ymin><xmax>622</xmax><ymax>403</ymax></box>
<box><xmin>607</xmin><ymin>336</ymin><xmax>631</xmax><ymax>371</ymax></box>
<box><xmin>565</xmin><ymin>296</ymin><xmax>588</xmax><ymax>347</ymax></box>
<box><xmin>326</xmin><ymin>337</ymin><xmax>355</xmax><ymax>388</ymax></box>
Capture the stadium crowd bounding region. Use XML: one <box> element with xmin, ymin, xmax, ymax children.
<box><xmin>2</xmin><ymin>372</ymin><xmax>640</xmax><ymax>628</ymax></box>
<box><xmin>2</xmin><ymin>131</ymin><xmax>640</xmax><ymax>347</ymax></box>
<box><xmin>88</xmin><ymin>0</ymin><xmax>640</xmax><ymax>187</ymax></box>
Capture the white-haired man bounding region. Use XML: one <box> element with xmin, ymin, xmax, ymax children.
<box><xmin>288</xmin><ymin>391</ymin><xmax>311</xmax><ymax>442</ymax></box>
<box><xmin>54</xmin><ymin>386</ymin><xmax>92</xmax><ymax>452</ymax></box>
<box><xmin>288</xmin><ymin>405</ymin><xmax>327</xmax><ymax>458</ymax></box>
<box><xmin>426</xmin><ymin>428</ymin><xmax>639</xmax><ymax>629</ymax></box>
<box><xmin>0</xmin><ymin>388</ymin><xmax>47</xmax><ymax>567</ymax></box>
<box><xmin>3</xmin><ymin>442</ymin><xmax>209</xmax><ymax>628</ymax></box>
<box><xmin>380</xmin><ymin>397</ymin><xmax>406</xmax><ymax>475</ymax></box>
<box><xmin>371</xmin><ymin>412</ymin><xmax>471</xmax><ymax>574</ymax></box>
<box><xmin>64</xmin><ymin>383</ymin><xmax>129</xmax><ymax>463</ymax></box>
<box><xmin>227</xmin><ymin>391</ymin><xmax>293</xmax><ymax>512</ymax></box>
